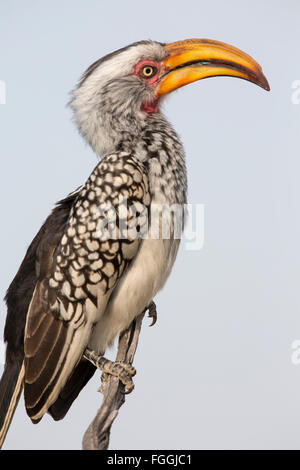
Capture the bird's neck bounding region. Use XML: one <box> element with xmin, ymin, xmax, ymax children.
<box><xmin>79</xmin><ymin>108</ymin><xmax>187</xmax><ymax>205</ymax></box>
<box><xmin>122</xmin><ymin>113</ymin><xmax>188</xmax><ymax>206</ymax></box>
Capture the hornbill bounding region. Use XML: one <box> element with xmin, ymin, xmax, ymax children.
<box><xmin>0</xmin><ymin>38</ymin><xmax>269</xmax><ymax>447</ymax></box>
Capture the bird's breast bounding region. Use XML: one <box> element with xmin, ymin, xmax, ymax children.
<box><xmin>88</xmin><ymin>230</ymin><xmax>180</xmax><ymax>355</ymax></box>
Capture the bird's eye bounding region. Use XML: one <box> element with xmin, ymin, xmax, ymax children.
<box><xmin>141</xmin><ymin>65</ymin><xmax>157</xmax><ymax>78</ymax></box>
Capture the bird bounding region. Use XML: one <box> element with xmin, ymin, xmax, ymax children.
<box><xmin>0</xmin><ymin>38</ymin><xmax>269</xmax><ymax>448</ymax></box>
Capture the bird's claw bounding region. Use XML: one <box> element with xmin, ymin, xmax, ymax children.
<box><xmin>147</xmin><ymin>301</ymin><xmax>157</xmax><ymax>327</ymax></box>
<box><xmin>84</xmin><ymin>349</ymin><xmax>136</xmax><ymax>394</ymax></box>
<box><xmin>100</xmin><ymin>360</ymin><xmax>136</xmax><ymax>394</ymax></box>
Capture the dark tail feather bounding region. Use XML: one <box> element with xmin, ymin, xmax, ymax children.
<box><xmin>48</xmin><ymin>359</ymin><xmax>96</xmax><ymax>421</ymax></box>
<box><xmin>0</xmin><ymin>361</ymin><xmax>24</xmax><ymax>448</ymax></box>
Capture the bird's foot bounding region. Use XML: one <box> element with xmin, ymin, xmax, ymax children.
<box><xmin>147</xmin><ymin>300</ymin><xmax>157</xmax><ymax>327</ymax></box>
<box><xmin>83</xmin><ymin>348</ymin><xmax>136</xmax><ymax>394</ymax></box>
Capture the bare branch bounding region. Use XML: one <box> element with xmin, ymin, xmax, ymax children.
<box><xmin>82</xmin><ymin>311</ymin><xmax>146</xmax><ymax>450</ymax></box>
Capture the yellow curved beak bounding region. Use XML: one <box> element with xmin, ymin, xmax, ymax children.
<box><xmin>156</xmin><ymin>38</ymin><xmax>270</xmax><ymax>97</ymax></box>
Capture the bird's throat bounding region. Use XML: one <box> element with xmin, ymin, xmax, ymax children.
<box><xmin>141</xmin><ymin>100</ymin><xmax>158</xmax><ymax>114</ymax></box>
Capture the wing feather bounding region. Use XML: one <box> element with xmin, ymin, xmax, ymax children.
<box><xmin>24</xmin><ymin>152</ymin><xmax>150</xmax><ymax>422</ymax></box>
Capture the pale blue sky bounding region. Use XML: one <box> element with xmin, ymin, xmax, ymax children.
<box><xmin>0</xmin><ymin>0</ymin><xmax>300</xmax><ymax>449</ymax></box>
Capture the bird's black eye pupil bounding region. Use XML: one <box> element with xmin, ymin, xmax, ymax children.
<box><xmin>141</xmin><ymin>66</ymin><xmax>157</xmax><ymax>78</ymax></box>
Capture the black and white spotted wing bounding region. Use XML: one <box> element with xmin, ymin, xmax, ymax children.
<box><xmin>24</xmin><ymin>152</ymin><xmax>150</xmax><ymax>422</ymax></box>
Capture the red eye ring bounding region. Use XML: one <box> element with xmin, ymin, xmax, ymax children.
<box><xmin>134</xmin><ymin>60</ymin><xmax>160</xmax><ymax>84</ymax></box>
